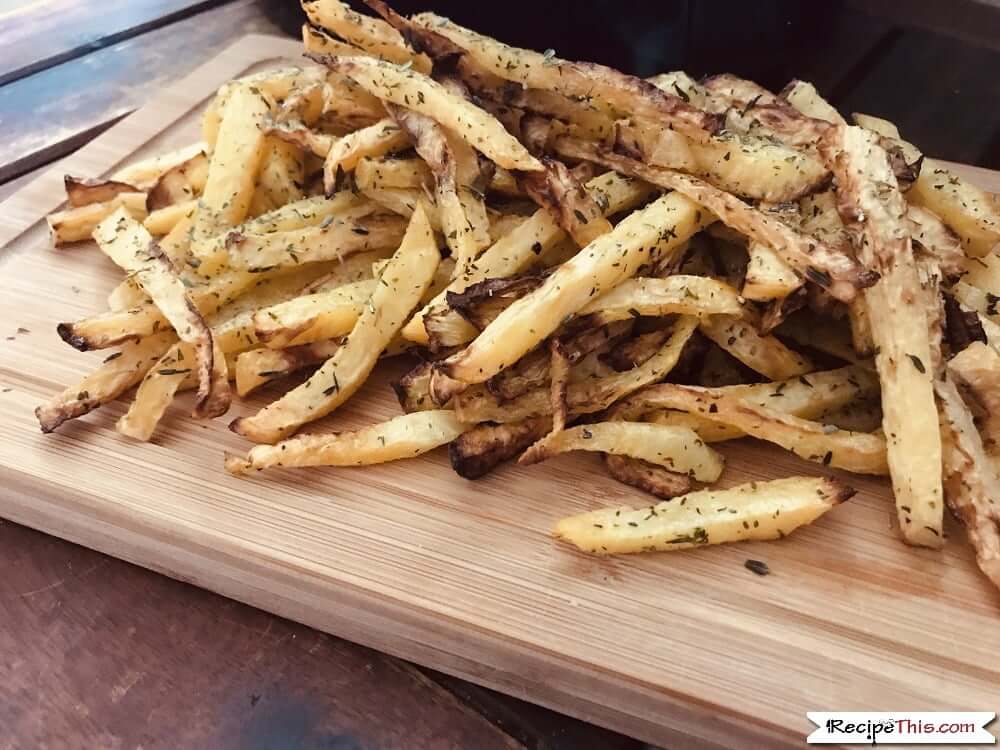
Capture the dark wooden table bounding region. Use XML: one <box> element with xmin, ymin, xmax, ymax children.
<box><xmin>1</xmin><ymin>2</ymin><xmax>997</xmax><ymax>748</ymax></box>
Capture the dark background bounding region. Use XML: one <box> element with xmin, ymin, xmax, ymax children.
<box><xmin>269</xmin><ymin>0</ymin><xmax>1000</xmax><ymax>169</ymax></box>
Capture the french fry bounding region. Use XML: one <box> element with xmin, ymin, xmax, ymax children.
<box><xmin>315</xmin><ymin>55</ymin><xmax>543</xmax><ymax>172</ymax></box>
<box><xmin>448</xmin><ymin>417</ymin><xmax>551</xmax><ymax>479</ymax></box>
<box><xmin>437</xmin><ymin>192</ymin><xmax>710</xmax><ymax>391</ymax></box>
<box><xmin>947</xmin><ymin>342</ymin><xmax>1000</xmax><ymax>453</ymax></box>
<box><xmin>742</xmin><ymin>243</ymin><xmax>802</xmax><ymax>301</ymax></box>
<box><xmin>249</xmin><ymin>138</ymin><xmax>306</xmax><ymax>217</ymax></box>
<box><xmin>143</xmin><ymin>199</ymin><xmax>197</xmax><ymax>236</ymax></box>
<box><xmin>909</xmin><ymin>162</ymin><xmax>1000</xmax><ymax>258</ymax></box>
<box><xmin>603</xmin><ymin>454</ymin><xmax>692</xmax><ymax>500</ymax></box>
<box><xmin>625</xmin><ymin>383</ymin><xmax>888</xmax><ymax>475</ymax></box>
<box><xmin>226</xmin><ymin>410</ymin><xmax>465</xmax><ymax>475</ymax></box>
<box><xmin>452</xmin><ymin>316</ymin><xmax>699</xmax><ymax>423</ymax></box>
<box><xmin>47</xmin><ymin>192</ymin><xmax>147</xmax><ymax>246</ymax></box>
<box><xmin>34</xmin><ymin>332</ymin><xmax>178</xmax><ymax>433</ymax></box>
<box><xmin>111</xmin><ymin>142</ymin><xmax>207</xmax><ymax>189</ymax></box>
<box><xmin>553</xmin><ymin>477</ymin><xmax>853</xmax><ymax>555</ymax></box>
<box><xmin>412</xmin><ymin>13</ymin><xmax>718</xmax><ymax>142</ymax></box>
<box><xmin>190</xmin><ymin>84</ymin><xmax>272</xmax><ymax>273</ymax></box>
<box><xmin>226</xmin><ymin>214</ymin><xmax>407</xmax><ymax>270</ymax></box>
<box><xmin>401</xmin><ymin>171</ymin><xmax>655</xmax><ymax>345</ymax></box>
<box><xmin>936</xmin><ymin>375</ymin><xmax>1000</xmax><ymax>588</ymax></box>
<box><xmin>821</xmin><ymin>125</ymin><xmax>943</xmax><ymax>547</ymax></box>
<box><xmin>145</xmin><ymin>150</ymin><xmax>208</xmax><ymax>211</ymax></box>
<box><xmin>580</xmin><ymin>276</ymin><xmax>743</xmax><ymax>322</ymax></box>
<box><xmin>253</xmin><ymin>280</ymin><xmax>376</xmax><ymax>348</ymax></box>
<box><xmin>93</xmin><ymin>209</ymin><xmax>228</xmax><ymax>417</ymax></box>
<box><xmin>388</xmin><ymin>103</ymin><xmax>491</xmax><ymax>268</ymax></box>
<box><xmin>637</xmin><ymin>365</ymin><xmax>879</xmax><ymax>441</ymax></box>
<box><xmin>699</xmin><ymin>315</ymin><xmax>813</xmax><ymax>380</ymax></box>
<box><xmin>64</xmin><ymin>175</ymin><xmax>141</xmax><ymax>207</ymax></box>
<box><xmin>518</xmin><ymin>158</ymin><xmax>613</xmax><ymax>247</ymax></box>
<box><xmin>355</xmin><ymin>156</ymin><xmax>432</xmax><ymax>191</ymax></box>
<box><xmin>231</xmin><ymin>204</ymin><xmax>440</xmax><ymax>443</ymax></box>
<box><xmin>304</xmin><ymin>0</ymin><xmax>432</xmax><ymax>71</ymax></box>
<box><xmin>519</xmin><ymin>422</ymin><xmax>724</xmax><ymax>482</ymax></box>
<box><xmin>323</xmin><ymin>118</ymin><xmax>411</xmax><ymax>195</ymax></box>
<box><xmin>780</xmin><ymin>80</ymin><xmax>846</xmax><ymax>125</ymax></box>
<box><xmin>235</xmin><ymin>339</ymin><xmax>341</xmax><ymax>397</ymax></box>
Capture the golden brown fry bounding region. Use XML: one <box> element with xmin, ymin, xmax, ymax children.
<box><xmin>322</xmin><ymin>119</ymin><xmax>412</xmax><ymax>195</ymax></box>
<box><xmin>303</xmin><ymin>0</ymin><xmax>431</xmax><ymax>71</ymax></box>
<box><xmin>452</xmin><ymin>316</ymin><xmax>699</xmax><ymax>423</ymax></box>
<box><xmin>93</xmin><ymin>209</ymin><xmax>228</xmax><ymax>417</ymax></box>
<box><xmin>627</xmin><ymin>383</ymin><xmax>888</xmax><ymax>475</ymax></box>
<box><xmin>437</xmin><ymin>192</ymin><xmax>710</xmax><ymax>391</ymax></box>
<box><xmin>699</xmin><ymin>315</ymin><xmax>813</xmax><ymax>380</ymax></box>
<box><xmin>34</xmin><ymin>332</ymin><xmax>178</xmax><ymax>433</ymax></box>
<box><xmin>226</xmin><ymin>214</ymin><xmax>407</xmax><ymax>270</ymax></box>
<box><xmin>253</xmin><ymin>280</ymin><xmax>375</xmax><ymax>348</ymax></box>
<box><xmin>581</xmin><ymin>276</ymin><xmax>743</xmax><ymax>322</ymax></box>
<box><xmin>47</xmin><ymin>192</ymin><xmax>148</xmax><ymax>246</ymax></box>
<box><xmin>226</xmin><ymin>410</ymin><xmax>465</xmax><ymax>475</ymax></box>
<box><xmin>936</xmin><ymin>375</ymin><xmax>1000</xmax><ymax>589</ymax></box>
<box><xmin>315</xmin><ymin>55</ymin><xmax>543</xmax><ymax>172</ymax></box>
<box><xmin>553</xmin><ymin>477</ymin><xmax>853</xmax><ymax>555</ymax></box>
<box><xmin>64</xmin><ymin>175</ymin><xmax>141</xmax><ymax>207</ymax></box>
<box><xmin>820</xmin><ymin>124</ymin><xmax>943</xmax><ymax>547</ymax></box>
<box><xmin>234</xmin><ymin>339</ymin><xmax>342</xmax><ymax>397</ymax></box>
<box><xmin>947</xmin><ymin>342</ymin><xmax>1000</xmax><ymax>453</ymax></box>
<box><xmin>231</xmin><ymin>204</ymin><xmax>440</xmax><ymax>443</ymax></box>
<box><xmin>143</xmin><ymin>199</ymin><xmax>197</xmax><ymax>236</ymax></box>
<box><xmin>520</xmin><ymin>422</ymin><xmax>724</xmax><ymax>482</ymax></box>
<box><xmin>412</xmin><ymin>13</ymin><xmax>719</xmax><ymax>142</ymax></box>
<box><xmin>145</xmin><ymin>150</ymin><xmax>208</xmax><ymax>211</ymax></box>
<box><xmin>111</xmin><ymin>142</ymin><xmax>207</xmax><ymax>189</ymax></box>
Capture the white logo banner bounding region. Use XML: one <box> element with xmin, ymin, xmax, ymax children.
<box><xmin>807</xmin><ymin>712</ymin><xmax>996</xmax><ymax>745</ymax></box>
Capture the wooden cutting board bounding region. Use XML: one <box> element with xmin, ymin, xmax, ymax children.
<box><xmin>1</xmin><ymin>35</ymin><xmax>998</xmax><ymax>749</ymax></box>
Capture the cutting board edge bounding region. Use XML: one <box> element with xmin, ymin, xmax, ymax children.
<box><xmin>0</xmin><ymin>464</ymin><xmax>800</xmax><ymax>750</ymax></box>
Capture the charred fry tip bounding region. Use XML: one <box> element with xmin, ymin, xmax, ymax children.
<box><xmin>826</xmin><ymin>479</ymin><xmax>857</xmax><ymax>505</ymax></box>
<box><xmin>429</xmin><ymin>366</ymin><xmax>467</xmax><ymax>405</ymax></box>
<box><xmin>34</xmin><ymin>406</ymin><xmax>60</xmax><ymax>434</ymax></box>
<box><xmin>228</xmin><ymin>417</ymin><xmax>246</xmax><ymax>435</ymax></box>
<box><xmin>56</xmin><ymin>322</ymin><xmax>91</xmax><ymax>352</ymax></box>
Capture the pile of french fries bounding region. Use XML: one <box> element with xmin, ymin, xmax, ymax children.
<box><xmin>38</xmin><ymin>0</ymin><xmax>1000</xmax><ymax>587</ymax></box>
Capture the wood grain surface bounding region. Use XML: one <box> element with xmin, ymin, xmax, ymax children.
<box><xmin>1</xmin><ymin>34</ymin><xmax>998</xmax><ymax>750</ymax></box>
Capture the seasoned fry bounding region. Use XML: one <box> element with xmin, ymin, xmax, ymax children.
<box><xmin>190</xmin><ymin>84</ymin><xmax>271</xmax><ymax>273</ymax></box>
<box><xmin>637</xmin><ymin>365</ymin><xmax>879</xmax><ymax>441</ymax></box>
<box><xmin>452</xmin><ymin>316</ymin><xmax>699</xmax><ymax>423</ymax></box>
<box><xmin>64</xmin><ymin>175</ymin><xmax>141</xmax><ymax>207</ymax></box>
<box><xmin>580</xmin><ymin>276</ymin><xmax>743</xmax><ymax>322</ymax></box>
<box><xmin>520</xmin><ymin>422</ymin><xmax>724</xmax><ymax>482</ymax></box>
<box><xmin>699</xmin><ymin>315</ymin><xmax>813</xmax><ymax>380</ymax></box>
<box><xmin>780</xmin><ymin>80</ymin><xmax>846</xmax><ymax>126</ymax></box>
<box><xmin>909</xmin><ymin>162</ymin><xmax>1000</xmax><ymax>258</ymax></box>
<box><xmin>235</xmin><ymin>339</ymin><xmax>342</xmax><ymax>397</ymax></box>
<box><xmin>304</xmin><ymin>0</ymin><xmax>432</xmax><ymax>71</ymax></box>
<box><xmin>315</xmin><ymin>55</ymin><xmax>543</xmax><ymax>172</ymax></box>
<box><xmin>413</xmin><ymin>13</ymin><xmax>719</xmax><ymax>142</ymax></box>
<box><xmin>249</xmin><ymin>138</ymin><xmax>306</xmax><ymax>217</ymax></box>
<box><xmin>253</xmin><ymin>280</ymin><xmax>375</xmax><ymax>348</ymax></box>
<box><xmin>553</xmin><ymin>477</ymin><xmax>853</xmax><ymax>554</ymax></box>
<box><xmin>821</xmin><ymin>125</ymin><xmax>943</xmax><ymax>547</ymax></box>
<box><xmin>626</xmin><ymin>383</ymin><xmax>887</xmax><ymax>475</ymax></box>
<box><xmin>227</xmin><ymin>410</ymin><xmax>465</xmax><ymax>475</ymax></box>
<box><xmin>401</xmin><ymin>171</ymin><xmax>655</xmax><ymax>345</ymax></box>
<box><xmin>143</xmin><ymin>199</ymin><xmax>197</xmax><ymax>236</ymax></box>
<box><xmin>947</xmin><ymin>342</ymin><xmax>1000</xmax><ymax>453</ymax></box>
<box><xmin>111</xmin><ymin>142</ymin><xmax>207</xmax><ymax>189</ymax></box>
<box><xmin>145</xmin><ymin>150</ymin><xmax>208</xmax><ymax>211</ymax></box>
<box><xmin>34</xmin><ymin>332</ymin><xmax>178</xmax><ymax>433</ymax></box>
<box><xmin>47</xmin><ymin>192</ymin><xmax>147</xmax><ymax>246</ymax></box>
<box><xmin>437</xmin><ymin>192</ymin><xmax>710</xmax><ymax>391</ymax></box>
<box><xmin>93</xmin><ymin>209</ymin><xmax>229</xmax><ymax>417</ymax></box>
<box><xmin>355</xmin><ymin>156</ymin><xmax>432</xmax><ymax>191</ymax></box>
<box><xmin>231</xmin><ymin>205</ymin><xmax>440</xmax><ymax>443</ymax></box>
<box><xmin>936</xmin><ymin>375</ymin><xmax>1000</xmax><ymax>587</ymax></box>
<box><xmin>322</xmin><ymin>119</ymin><xmax>412</xmax><ymax>195</ymax></box>
<box><xmin>226</xmin><ymin>214</ymin><xmax>406</xmax><ymax>271</ymax></box>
